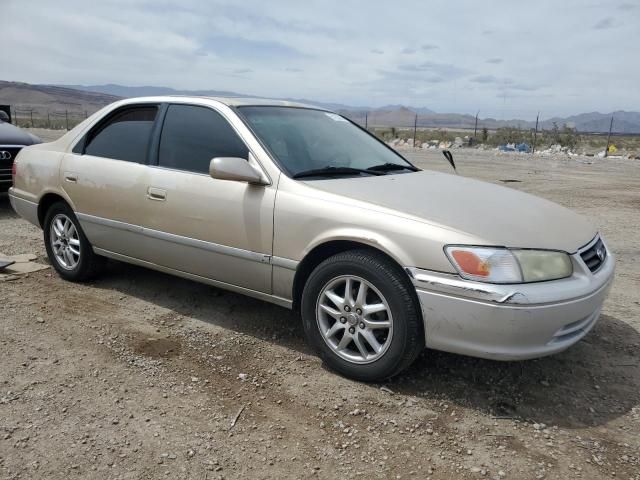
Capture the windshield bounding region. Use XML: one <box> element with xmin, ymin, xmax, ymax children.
<box><xmin>237</xmin><ymin>106</ymin><xmax>415</xmax><ymax>178</ymax></box>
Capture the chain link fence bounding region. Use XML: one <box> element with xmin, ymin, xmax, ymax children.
<box><xmin>11</xmin><ymin>107</ymin><xmax>94</xmax><ymax>130</ymax></box>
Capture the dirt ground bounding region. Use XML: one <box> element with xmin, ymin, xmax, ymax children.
<box><xmin>1</xmin><ymin>133</ymin><xmax>639</xmax><ymax>480</ymax></box>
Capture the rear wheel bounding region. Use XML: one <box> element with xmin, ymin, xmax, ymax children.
<box><xmin>301</xmin><ymin>249</ymin><xmax>424</xmax><ymax>381</ymax></box>
<box><xmin>43</xmin><ymin>202</ymin><xmax>105</xmax><ymax>281</ymax></box>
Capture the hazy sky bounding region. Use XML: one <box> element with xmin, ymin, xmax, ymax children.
<box><xmin>3</xmin><ymin>0</ymin><xmax>639</xmax><ymax>118</ymax></box>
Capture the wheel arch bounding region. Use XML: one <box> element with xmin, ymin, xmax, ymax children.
<box><xmin>291</xmin><ymin>238</ymin><xmax>413</xmax><ymax>311</ymax></box>
<box><xmin>37</xmin><ymin>190</ymin><xmax>75</xmax><ymax>227</ymax></box>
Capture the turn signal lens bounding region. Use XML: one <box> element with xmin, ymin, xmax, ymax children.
<box><xmin>450</xmin><ymin>250</ymin><xmax>490</xmax><ymax>277</ymax></box>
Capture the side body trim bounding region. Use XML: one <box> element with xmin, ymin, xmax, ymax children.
<box><xmin>76</xmin><ymin>212</ymin><xmax>271</xmax><ymax>265</ymax></box>
<box><xmin>271</xmin><ymin>256</ymin><xmax>299</xmax><ymax>270</ymax></box>
<box><xmin>93</xmin><ymin>247</ymin><xmax>293</xmax><ymax>309</ymax></box>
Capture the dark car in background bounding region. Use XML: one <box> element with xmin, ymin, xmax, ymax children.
<box><xmin>0</xmin><ymin>110</ymin><xmax>41</xmax><ymax>193</ymax></box>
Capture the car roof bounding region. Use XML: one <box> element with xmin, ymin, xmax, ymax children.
<box><xmin>118</xmin><ymin>95</ymin><xmax>326</xmax><ymax>110</ymax></box>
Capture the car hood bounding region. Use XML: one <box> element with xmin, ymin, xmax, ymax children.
<box><xmin>0</xmin><ymin>121</ymin><xmax>41</xmax><ymax>145</ymax></box>
<box><xmin>306</xmin><ymin>170</ymin><xmax>596</xmax><ymax>253</ymax></box>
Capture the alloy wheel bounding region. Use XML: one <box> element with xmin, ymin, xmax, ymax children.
<box><xmin>50</xmin><ymin>214</ymin><xmax>81</xmax><ymax>270</ymax></box>
<box><xmin>316</xmin><ymin>275</ymin><xmax>393</xmax><ymax>364</ymax></box>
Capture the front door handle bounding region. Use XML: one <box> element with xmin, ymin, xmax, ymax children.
<box><xmin>146</xmin><ymin>187</ymin><xmax>167</xmax><ymax>201</ymax></box>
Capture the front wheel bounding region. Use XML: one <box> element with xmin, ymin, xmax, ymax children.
<box><xmin>301</xmin><ymin>250</ymin><xmax>424</xmax><ymax>382</ymax></box>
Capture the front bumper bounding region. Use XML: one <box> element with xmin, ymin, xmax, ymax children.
<box><xmin>407</xmin><ymin>243</ymin><xmax>615</xmax><ymax>360</ymax></box>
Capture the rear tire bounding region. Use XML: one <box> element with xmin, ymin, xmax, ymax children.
<box><xmin>43</xmin><ymin>201</ymin><xmax>105</xmax><ymax>281</ymax></box>
<box><xmin>301</xmin><ymin>249</ymin><xmax>424</xmax><ymax>382</ymax></box>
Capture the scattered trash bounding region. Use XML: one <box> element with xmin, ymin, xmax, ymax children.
<box><xmin>0</xmin><ymin>259</ymin><xmax>16</xmax><ymax>270</ymax></box>
<box><xmin>0</xmin><ymin>253</ymin><xmax>48</xmax><ymax>281</ymax></box>
<box><xmin>230</xmin><ymin>405</ymin><xmax>245</xmax><ymax>429</ymax></box>
<box><xmin>498</xmin><ymin>143</ymin><xmax>530</xmax><ymax>153</ymax></box>
<box><xmin>380</xmin><ymin>386</ymin><xmax>395</xmax><ymax>395</ymax></box>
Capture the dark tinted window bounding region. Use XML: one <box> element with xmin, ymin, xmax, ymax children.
<box><xmin>85</xmin><ymin>106</ymin><xmax>157</xmax><ymax>162</ymax></box>
<box><xmin>158</xmin><ymin>104</ymin><xmax>248</xmax><ymax>173</ymax></box>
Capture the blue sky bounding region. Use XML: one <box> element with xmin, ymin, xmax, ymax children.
<box><xmin>3</xmin><ymin>0</ymin><xmax>639</xmax><ymax>118</ymax></box>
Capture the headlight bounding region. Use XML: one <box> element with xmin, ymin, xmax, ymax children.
<box><xmin>444</xmin><ymin>246</ymin><xmax>572</xmax><ymax>284</ymax></box>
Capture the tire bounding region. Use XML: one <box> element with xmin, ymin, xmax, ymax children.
<box><xmin>301</xmin><ymin>249</ymin><xmax>424</xmax><ymax>382</ymax></box>
<box><xmin>43</xmin><ymin>201</ymin><xmax>105</xmax><ymax>281</ymax></box>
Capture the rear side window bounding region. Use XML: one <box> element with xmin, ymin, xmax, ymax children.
<box><xmin>158</xmin><ymin>104</ymin><xmax>248</xmax><ymax>174</ymax></box>
<box><xmin>84</xmin><ymin>106</ymin><xmax>157</xmax><ymax>163</ymax></box>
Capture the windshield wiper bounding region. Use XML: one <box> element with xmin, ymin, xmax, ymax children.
<box><xmin>366</xmin><ymin>162</ymin><xmax>419</xmax><ymax>172</ymax></box>
<box><xmin>292</xmin><ymin>166</ymin><xmax>385</xmax><ymax>179</ymax></box>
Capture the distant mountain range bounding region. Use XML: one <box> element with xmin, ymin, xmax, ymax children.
<box><xmin>2</xmin><ymin>80</ymin><xmax>639</xmax><ymax>133</ymax></box>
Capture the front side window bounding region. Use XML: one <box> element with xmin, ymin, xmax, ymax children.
<box><xmin>84</xmin><ymin>106</ymin><xmax>157</xmax><ymax>162</ymax></box>
<box><xmin>237</xmin><ymin>106</ymin><xmax>415</xmax><ymax>178</ymax></box>
<box><xmin>158</xmin><ymin>104</ymin><xmax>248</xmax><ymax>174</ymax></box>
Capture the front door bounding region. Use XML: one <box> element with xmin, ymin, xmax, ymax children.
<box><xmin>142</xmin><ymin>103</ymin><xmax>275</xmax><ymax>294</ymax></box>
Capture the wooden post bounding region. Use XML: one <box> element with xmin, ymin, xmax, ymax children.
<box><xmin>474</xmin><ymin>110</ymin><xmax>479</xmax><ymax>139</ymax></box>
<box><xmin>532</xmin><ymin>112</ymin><xmax>539</xmax><ymax>154</ymax></box>
<box><xmin>65</xmin><ymin>110</ymin><xmax>69</xmax><ymax>131</ymax></box>
<box><xmin>365</xmin><ymin>112</ymin><xmax>368</xmax><ymax>130</ymax></box>
<box><xmin>47</xmin><ymin>112</ymin><xmax>50</xmax><ymax>129</ymax></box>
<box><xmin>604</xmin><ymin>116</ymin><xmax>614</xmax><ymax>158</ymax></box>
<box><xmin>413</xmin><ymin>113</ymin><xmax>417</xmax><ymax>148</ymax></box>
<box><xmin>30</xmin><ymin>110</ymin><xmax>34</xmax><ymax>127</ymax></box>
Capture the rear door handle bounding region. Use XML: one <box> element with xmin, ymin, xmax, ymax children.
<box><xmin>64</xmin><ymin>172</ymin><xmax>78</xmax><ymax>183</ymax></box>
<box><xmin>146</xmin><ymin>187</ymin><xmax>167</xmax><ymax>201</ymax></box>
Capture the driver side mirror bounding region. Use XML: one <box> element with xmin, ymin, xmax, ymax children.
<box><xmin>209</xmin><ymin>157</ymin><xmax>267</xmax><ymax>185</ymax></box>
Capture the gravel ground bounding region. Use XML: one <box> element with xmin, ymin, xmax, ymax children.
<box><xmin>1</xmin><ymin>133</ymin><xmax>639</xmax><ymax>479</ymax></box>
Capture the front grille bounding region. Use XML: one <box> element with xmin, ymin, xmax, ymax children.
<box><xmin>580</xmin><ymin>237</ymin><xmax>606</xmax><ymax>273</ymax></box>
<box><xmin>0</xmin><ymin>146</ymin><xmax>22</xmax><ymax>185</ymax></box>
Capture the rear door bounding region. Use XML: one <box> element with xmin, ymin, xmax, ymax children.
<box><xmin>141</xmin><ymin>103</ymin><xmax>275</xmax><ymax>293</ymax></box>
<box><xmin>61</xmin><ymin>104</ymin><xmax>158</xmax><ymax>259</ymax></box>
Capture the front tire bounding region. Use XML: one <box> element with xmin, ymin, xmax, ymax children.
<box><xmin>43</xmin><ymin>202</ymin><xmax>105</xmax><ymax>281</ymax></box>
<box><xmin>301</xmin><ymin>249</ymin><xmax>424</xmax><ymax>382</ymax></box>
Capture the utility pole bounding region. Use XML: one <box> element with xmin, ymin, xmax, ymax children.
<box><xmin>413</xmin><ymin>113</ymin><xmax>418</xmax><ymax>148</ymax></box>
<box><xmin>65</xmin><ymin>110</ymin><xmax>69</xmax><ymax>131</ymax></box>
<box><xmin>474</xmin><ymin>110</ymin><xmax>479</xmax><ymax>139</ymax></box>
<box><xmin>47</xmin><ymin>112</ymin><xmax>50</xmax><ymax>129</ymax></box>
<box><xmin>604</xmin><ymin>115</ymin><xmax>614</xmax><ymax>158</ymax></box>
<box><xmin>30</xmin><ymin>110</ymin><xmax>34</xmax><ymax>127</ymax></box>
<box><xmin>365</xmin><ymin>112</ymin><xmax>368</xmax><ymax>130</ymax></box>
<box><xmin>532</xmin><ymin>112</ymin><xmax>539</xmax><ymax>154</ymax></box>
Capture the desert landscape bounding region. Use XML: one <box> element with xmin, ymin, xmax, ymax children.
<box><xmin>1</xmin><ymin>132</ymin><xmax>638</xmax><ymax>479</ymax></box>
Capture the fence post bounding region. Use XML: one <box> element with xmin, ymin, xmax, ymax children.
<box><xmin>604</xmin><ymin>116</ymin><xmax>614</xmax><ymax>158</ymax></box>
<box><xmin>474</xmin><ymin>110</ymin><xmax>479</xmax><ymax>139</ymax></box>
<box><xmin>65</xmin><ymin>110</ymin><xmax>69</xmax><ymax>131</ymax></box>
<box><xmin>413</xmin><ymin>113</ymin><xmax>417</xmax><ymax>148</ymax></box>
<box><xmin>532</xmin><ymin>112</ymin><xmax>539</xmax><ymax>154</ymax></box>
